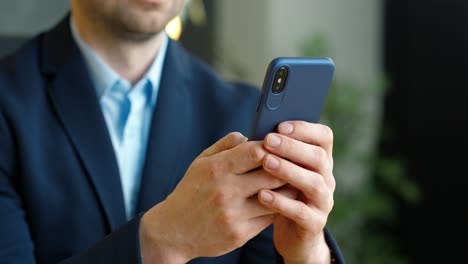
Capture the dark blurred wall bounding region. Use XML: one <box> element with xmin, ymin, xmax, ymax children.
<box><xmin>179</xmin><ymin>0</ymin><xmax>215</xmax><ymax>66</ymax></box>
<box><xmin>0</xmin><ymin>1</ymin><xmax>68</xmax><ymax>58</ymax></box>
<box><xmin>0</xmin><ymin>37</ymin><xmax>26</xmax><ymax>58</ymax></box>
<box><xmin>0</xmin><ymin>1</ymin><xmax>68</xmax><ymax>35</ymax></box>
<box><xmin>382</xmin><ymin>1</ymin><xmax>468</xmax><ymax>263</ymax></box>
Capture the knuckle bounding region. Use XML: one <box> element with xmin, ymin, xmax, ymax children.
<box><xmin>310</xmin><ymin>176</ymin><xmax>325</xmax><ymax>195</ymax></box>
<box><xmin>212</xmin><ymin>188</ymin><xmax>231</xmax><ymax>207</ymax></box>
<box><xmin>306</xmin><ymin>174</ymin><xmax>329</xmax><ymax>197</ymax></box>
<box><xmin>314</xmin><ymin>147</ymin><xmax>328</xmax><ymax>164</ymax></box>
<box><xmin>227</xmin><ymin>132</ymin><xmax>242</xmax><ymax>143</ymax></box>
<box><xmin>207</xmin><ymin>161</ymin><xmax>225</xmax><ymax>180</ymax></box>
<box><xmin>218</xmin><ymin>208</ymin><xmax>236</xmax><ymax>225</ymax></box>
<box><xmin>227</xmin><ymin>227</ymin><xmax>246</xmax><ymax>247</ymax></box>
<box><xmin>223</xmin><ymin>157</ymin><xmax>236</xmax><ymax>174</ymax></box>
<box><xmin>295</xmin><ymin>205</ymin><xmax>311</xmax><ymax>223</ymax></box>
<box><xmin>319</xmin><ymin>179</ymin><xmax>330</xmax><ymax>196</ymax></box>
<box><xmin>248</xmin><ymin>144</ymin><xmax>265</xmax><ymax>163</ymax></box>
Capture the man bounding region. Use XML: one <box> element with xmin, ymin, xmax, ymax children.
<box><xmin>0</xmin><ymin>0</ymin><xmax>344</xmax><ymax>263</ymax></box>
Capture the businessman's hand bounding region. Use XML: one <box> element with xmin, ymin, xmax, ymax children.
<box><xmin>258</xmin><ymin>121</ymin><xmax>336</xmax><ymax>264</ymax></box>
<box><xmin>139</xmin><ymin>132</ymin><xmax>285</xmax><ymax>264</ymax></box>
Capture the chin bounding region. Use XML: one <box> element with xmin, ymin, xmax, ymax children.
<box><xmin>117</xmin><ymin>25</ymin><xmax>162</xmax><ymax>42</ymax></box>
<box><xmin>114</xmin><ymin>10</ymin><xmax>170</xmax><ymax>38</ymax></box>
<box><xmin>106</xmin><ymin>0</ymin><xmax>183</xmax><ymax>39</ymax></box>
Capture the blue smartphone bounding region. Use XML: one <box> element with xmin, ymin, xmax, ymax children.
<box><xmin>249</xmin><ymin>57</ymin><xmax>335</xmax><ymax>140</ymax></box>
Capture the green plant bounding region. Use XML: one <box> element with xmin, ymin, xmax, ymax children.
<box><xmin>301</xmin><ymin>33</ymin><xmax>421</xmax><ymax>264</ymax></box>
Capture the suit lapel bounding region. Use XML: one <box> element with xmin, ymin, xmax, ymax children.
<box><xmin>41</xmin><ymin>17</ymin><xmax>127</xmax><ymax>230</ymax></box>
<box><xmin>136</xmin><ymin>40</ymin><xmax>192</xmax><ymax>212</ymax></box>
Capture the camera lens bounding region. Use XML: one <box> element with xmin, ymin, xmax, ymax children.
<box><xmin>272</xmin><ymin>67</ymin><xmax>288</xmax><ymax>94</ymax></box>
<box><xmin>273</xmin><ymin>84</ymin><xmax>281</xmax><ymax>93</ymax></box>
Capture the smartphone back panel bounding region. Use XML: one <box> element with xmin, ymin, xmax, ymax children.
<box><xmin>249</xmin><ymin>57</ymin><xmax>334</xmax><ymax>140</ymax></box>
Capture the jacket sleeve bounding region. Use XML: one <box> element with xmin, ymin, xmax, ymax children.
<box><xmin>239</xmin><ymin>223</ymin><xmax>345</xmax><ymax>264</ymax></box>
<box><xmin>239</xmin><ymin>225</ymin><xmax>276</xmax><ymax>263</ymax></box>
<box><xmin>59</xmin><ymin>215</ymin><xmax>143</xmax><ymax>264</ymax></box>
<box><xmin>0</xmin><ymin>110</ymin><xmax>36</xmax><ymax>263</ymax></box>
<box><xmin>325</xmin><ymin>226</ymin><xmax>346</xmax><ymax>264</ymax></box>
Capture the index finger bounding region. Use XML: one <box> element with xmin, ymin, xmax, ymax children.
<box><xmin>215</xmin><ymin>140</ymin><xmax>268</xmax><ymax>175</ymax></box>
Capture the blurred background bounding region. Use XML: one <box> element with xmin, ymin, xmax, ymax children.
<box><xmin>1</xmin><ymin>0</ymin><xmax>466</xmax><ymax>263</ymax></box>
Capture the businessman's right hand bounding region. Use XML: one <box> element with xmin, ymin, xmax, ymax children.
<box><xmin>139</xmin><ymin>132</ymin><xmax>285</xmax><ymax>264</ymax></box>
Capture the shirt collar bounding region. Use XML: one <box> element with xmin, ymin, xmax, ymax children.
<box><xmin>70</xmin><ymin>17</ymin><xmax>168</xmax><ymax>105</ymax></box>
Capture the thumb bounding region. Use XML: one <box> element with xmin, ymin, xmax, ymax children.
<box><xmin>199</xmin><ymin>132</ymin><xmax>248</xmax><ymax>158</ymax></box>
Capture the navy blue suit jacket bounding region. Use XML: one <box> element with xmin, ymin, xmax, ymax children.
<box><xmin>0</xmin><ymin>17</ymin><xmax>344</xmax><ymax>264</ymax></box>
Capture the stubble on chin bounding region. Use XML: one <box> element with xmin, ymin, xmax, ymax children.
<box><xmin>108</xmin><ymin>3</ymin><xmax>175</xmax><ymax>43</ymax></box>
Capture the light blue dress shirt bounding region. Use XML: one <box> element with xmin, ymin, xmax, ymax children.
<box><xmin>70</xmin><ymin>19</ymin><xmax>168</xmax><ymax>219</ymax></box>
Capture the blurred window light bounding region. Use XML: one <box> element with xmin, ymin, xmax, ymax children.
<box><xmin>164</xmin><ymin>0</ymin><xmax>206</xmax><ymax>40</ymax></box>
<box><xmin>165</xmin><ymin>16</ymin><xmax>182</xmax><ymax>40</ymax></box>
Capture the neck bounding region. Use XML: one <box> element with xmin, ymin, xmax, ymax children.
<box><xmin>72</xmin><ymin>15</ymin><xmax>164</xmax><ymax>85</ymax></box>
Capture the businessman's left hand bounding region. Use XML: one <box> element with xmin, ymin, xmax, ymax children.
<box><xmin>258</xmin><ymin>121</ymin><xmax>335</xmax><ymax>264</ymax></box>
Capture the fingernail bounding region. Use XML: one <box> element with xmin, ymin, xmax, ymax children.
<box><xmin>279</xmin><ymin>122</ymin><xmax>294</xmax><ymax>134</ymax></box>
<box><xmin>266</xmin><ymin>156</ymin><xmax>280</xmax><ymax>170</ymax></box>
<box><xmin>267</xmin><ymin>134</ymin><xmax>281</xmax><ymax>147</ymax></box>
<box><xmin>260</xmin><ymin>191</ymin><xmax>274</xmax><ymax>203</ymax></box>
